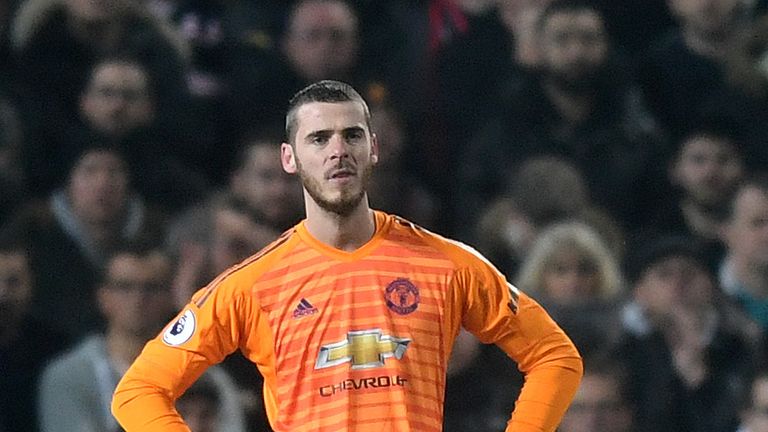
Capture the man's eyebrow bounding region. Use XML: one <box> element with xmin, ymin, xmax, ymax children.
<box><xmin>343</xmin><ymin>126</ymin><xmax>365</xmax><ymax>134</ymax></box>
<box><xmin>304</xmin><ymin>126</ymin><xmax>365</xmax><ymax>139</ymax></box>
<box><xmin>305</xmin><ymin>129</ymin><xmax>332</xmax><ymax>140</ymax></box>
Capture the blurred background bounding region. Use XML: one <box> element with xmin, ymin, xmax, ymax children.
<box><xmin>1</xmin><ymin>0</ymin><xmax>768</xmax><ymax>431</ymax></box>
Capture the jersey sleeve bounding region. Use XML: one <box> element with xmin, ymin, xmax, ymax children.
<box><xmin>452</xmin><ymin>254</ymin><xmax>583</xmax><ymax>432</ymax></box>
<box><xmin>112</xmin><ymin>274</ymin><xmax>272</xmax><ymax>432</ymax></box>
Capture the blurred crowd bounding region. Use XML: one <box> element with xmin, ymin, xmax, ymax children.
<box><xmin>1</xmin><ymin>0</ymin><xmax>768</xmax><ymax>431</ymax></box>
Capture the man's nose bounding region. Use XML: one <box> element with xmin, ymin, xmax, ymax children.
<box><xmin>328</xmin><ymin>134</ymin><xmax>349</xmax><ymax>159</ymax></box>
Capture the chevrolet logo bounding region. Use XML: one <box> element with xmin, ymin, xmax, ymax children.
<box><xmin>315</xmin><ymin>329</ymin><xmax>410</xmax><ymax>370</ymax></box>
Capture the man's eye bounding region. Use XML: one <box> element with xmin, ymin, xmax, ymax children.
<box><xmin>346</xmin><ymin>131</ymin><xmax>363</xmax><ymax>141</ymax></box>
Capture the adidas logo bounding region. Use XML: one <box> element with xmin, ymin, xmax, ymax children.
<box><xmin>292</xmin><ymin>298</ymin><xmax>318</xmax><ymax>319</ymax></box>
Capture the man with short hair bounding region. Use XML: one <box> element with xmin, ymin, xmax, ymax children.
<box><xmin>79</xmin><ymin>58</ymin><xmax>155</xmax><ymax>140</ymax></box>
<box><xmin>38</xmin><ymin>241</ymin><xmax>246</xmax><ymax>432</ymax></box>
<box><xmin>113</xmin><ymin>80</ymin><xmax>582</xmax><ymax>431</ymax></box>
<box><xmin>460</xmin><ymin>0</ymin><xmax>665</xmax><ymax>233</ymax></box>
<box><xmin>0</xmin><ymin>235</ymin><xmax>70</xmax><ymax>432</ymax></box>
<box><xmin>637</xmin><ymin>118</ymin><xmax>747</xmax><ymax>269</ymax></box>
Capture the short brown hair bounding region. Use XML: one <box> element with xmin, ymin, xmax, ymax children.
<box><xmin>284</xmin><ymin>80</ymin><xmax>370</xmax><ymax>144</ymax></box>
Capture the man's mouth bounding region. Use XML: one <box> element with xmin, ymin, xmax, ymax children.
<box><xmin>328</xmin><ymin>168</ymin><xmax>355</xmax><ymax>179</ymax></box>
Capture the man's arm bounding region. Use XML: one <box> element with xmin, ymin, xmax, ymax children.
<box><xmin>112</xmin><ymin>278</ymin><xmax>263</xmax><ymax>431</ymax></box>
<box><xmin>497</xmin><ymin>292</ymin><xmax>583</xmax><ymax>432</ymax></box>
<box><xmin>455</xmin><ymin>263</ymin><xmax>583</xmax><ymax>432</ymax></box>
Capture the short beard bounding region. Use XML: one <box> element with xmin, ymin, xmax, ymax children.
<box><xmin>297</xmin><ymin>161</ymin><xmax>373</xmax><ymax>217</ymax></box>
<box><xmin>545</xmin><ymin>65</ymin><xmax>608</xmax><ymax>96</ymax></box>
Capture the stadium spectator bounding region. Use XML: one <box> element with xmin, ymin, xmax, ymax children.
<box><xmin>639</xmin><ymin>0</ymin><xmax>755</xmax><ymax>136</ymax></box>
<box><xmin>516</xmin><ymin>221</ymin><xmax>625</xmax><ymax>351</ymax></box>
<box><xmin>37</xmin><ymin>241</ymin><xmax>246</xmax><ymax>432</ymax></box>
<box><xmin>558</xmin><ymin>353</ymin><xmax>636</xmax><ymax>432</ymax></box>
<box><xmin>720</xmin><ymin>174</ymin><xmax>768</xmax><ymax>332</ymax></box>
<box><xmin>0</xmin><ymin>144</ymin><xmax>167</xmax><ymax>338</ymax></box>
<box><xmin>0</xmin><ymin>234</ymin><xmax>71</xmax><ymax>432</ymax></box>
<box><xmin>619</xmin><ymin>235</ymin><xmax>758</xmax><ymax>432</ymax></box>
<box><xmin>638</xmin><ymin>118</ymin><xmax>747</xmax><ymax>269</ymax></box>
<box><xmin>460</xmin><ymin>0</ymin><xmax>665</xmax><ymax>232</ymax></box>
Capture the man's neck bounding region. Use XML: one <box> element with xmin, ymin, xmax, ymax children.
<box><xmin>83</xmin><ymin>219</ymin><xmax>121</xmax><ymax>250</ymax></box>
<box><xmin>542</xmin><ymin>81</ymin><xmax>594</xmax><ymax>125</ymax></box>
<box><xmin>680</xmin><ymin>199</ymin><xmax>724</xmax><ymax>240</ymax></box>
<box><xmin>304</xmin><ymin>198</ymin><xmax>376</xmax><ymax>252</ymax></box>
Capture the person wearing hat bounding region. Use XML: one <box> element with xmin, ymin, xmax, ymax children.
<box><xmin>618</xmin><ymin>235</ymin><xmax>759</xmax><ymax>432</ymax></box>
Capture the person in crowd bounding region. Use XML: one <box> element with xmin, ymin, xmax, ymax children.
<box><xmin>619</xmin><ymin>235</ymin><xmax>760</xmax><ymax>432</ymax></box>
<box><xmin>639</xmin><ymin>117</ymin><xmax>747</xmax><ymax>269</ymax></box>
<box><xmin>11</xmin><ymin>0</ymin><xmax>191</xmax><ymax>147</ymax></box>
<box><xmin>365</xmin><ymin>99</ymin><xmax>440</xmax><ymax>230</ymax></box>
<box><xmin>639</xmin><ymin>0</ymin><xmax>755</xmax><ymax>136</ymax></box>
<box><xmin>225</xmin><ymin>133</ymin><xmax>304</xmax><ymax>232</ymax></box>
<box><xmin>516</xmin><ymin>221</ymin><xmax>625</xmax><ymax>350</ymax></box>
<box><xmin>460</xmin><ymin>0</ymin><xmax>665</xmax><ymax>232</ymax></box>
<box><xmin>720</xmin><ymin>174</ymin><xmax>768</xmax><ymax>332</ymax></box>
<box><xmin>716</xmin><ymin>12</ymin><xmax>768</xmax><ymax>169</ymax></box>
<box><xmin>558</xmin><ymin>353</ymin><xmax>636</xmax><ymax>432</ymax></box>
<box><xmin>37</xmin><ymin>240</ymin><xmax>246</xmax><ymax>432</ymax></box>
<box><xmin>167</xmin><ymin>191</ymin><xmax>284</xmax><ymax>432</ymax></box>
<box><xmin>24</xmin><ymin>56</ymin><xmax>209</xmax><ymax>210</ymax></box>
<box><xmin>473</xmin><ymin>156</ymin><xmax>624</xmax><ymax>277</ymax></box>
<box><xmin>0</xmin><ymin>143</ymin><xmax>167</xmax><ymax>338</ymax></box>
<box><xmin>168</xmin><ymin>193</ymin><xmax>280</xmax><ymax>308</ymax></box>
<box><xmin>230</xmin><ymin>0</ymin><xmax>382</xmax><ymax>134</ymax></box>
<box><xmin>0</xmin><ymin>233</ymin><xmax>71</xmax><ymax>432</ymax></box>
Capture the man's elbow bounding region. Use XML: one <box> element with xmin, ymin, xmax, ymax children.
<box><xmin>111</xmin><ymin>378</ymin><xmax>132</xmax><ymax>427</ymax></box>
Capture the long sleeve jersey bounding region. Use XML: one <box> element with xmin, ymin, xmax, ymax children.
<box><xmin>112</xmin><ymin>211</ymin><xmax>582</xmax><ymax>431</ymax></box>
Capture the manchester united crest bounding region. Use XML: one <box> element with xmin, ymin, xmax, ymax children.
<box><xmin>384</xmin><ymin>278</ymin><xmax>420</xmax><ymax>315</ymax></box>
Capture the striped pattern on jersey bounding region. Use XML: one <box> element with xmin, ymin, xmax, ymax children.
<box><xmin>252</xmin><ymin>211</ymin><xmax>461</xmax><ymax>432</ymax></box>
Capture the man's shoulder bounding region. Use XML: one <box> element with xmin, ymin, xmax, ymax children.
<box><xmin>203</xmin><ymin>227</ymin><xmax>301</xmax><ymax>294</ymax></box>
<box><xmin>383</xmin><ymin>213</ymin><xmax>491</xmax><ymax>269</ymax></box>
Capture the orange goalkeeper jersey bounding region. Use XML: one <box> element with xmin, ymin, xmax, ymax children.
<box><xmin>112</xmin><ymin>211</ymin><xmax>582</xmax><ymax>432</ymax></box>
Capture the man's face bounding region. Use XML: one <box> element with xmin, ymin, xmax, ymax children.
<box><xmin>670</xmin><ymin>0</ymin><xmax>744</xmax><ymax>36</ymax></box>
<box><xmin>68</xmin><ymin>149</ymin><xmax>129</xmax><ymax>225</ymax></box>
<box><xmin>230</xmin><ymin>143</ymin><xmax>302</xmax><ymax>228</ymax></box>
<box><xmin>539</xmin><ymin>9</ymin><xmax>609</xmax><ymax>91</ymax></box>
<box><xmin>671</xmin><ymin>134</ymin><xmax>744</xmax><ymax>208</ymax></box>
<box><xmin>283</xmin><ymin>0</ymin><xmax>358</xmax><ymax>82</ymax></box>
<box><xmin>634</xmin><ymin>255</ymin><xmax>714</xmax><ymax>317</ymax></box>
<box><xmin>80</xmin><ymin>62</ymin><xmax>154</xmax><ymax>137</ymax></box>
<box><xmin>723</xmin><ymin>186</ymin><xmax>768</xmax><ymax>269</ymax></box>
<box><xmin>0</xmin><ymin>251</ymin><xmax>33</xmax><ymax>330</ymax></box>
<box><xmin>281</xmin><ymin>101</ymin><xmax>378</xmax><ymax>216</ymax></box>
<box><xmin>559</xmin><ymin>373</ymin><xmax>633</xmax><ymax>432</ymax></box>
<box><xmin>98</xmin><ymin>252</ymin><xmax>172</xmax><ymax>337</ymax></box>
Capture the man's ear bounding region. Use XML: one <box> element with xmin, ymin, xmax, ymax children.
<box><xmin>370</xmin><ymin>133</ymin><xmax>379</xmax><ymax>164</ymax></box>
<box><xmin>281</xmin><ymin>142</ymin><xmax>297</xmax><ymax>174</ymax></box>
